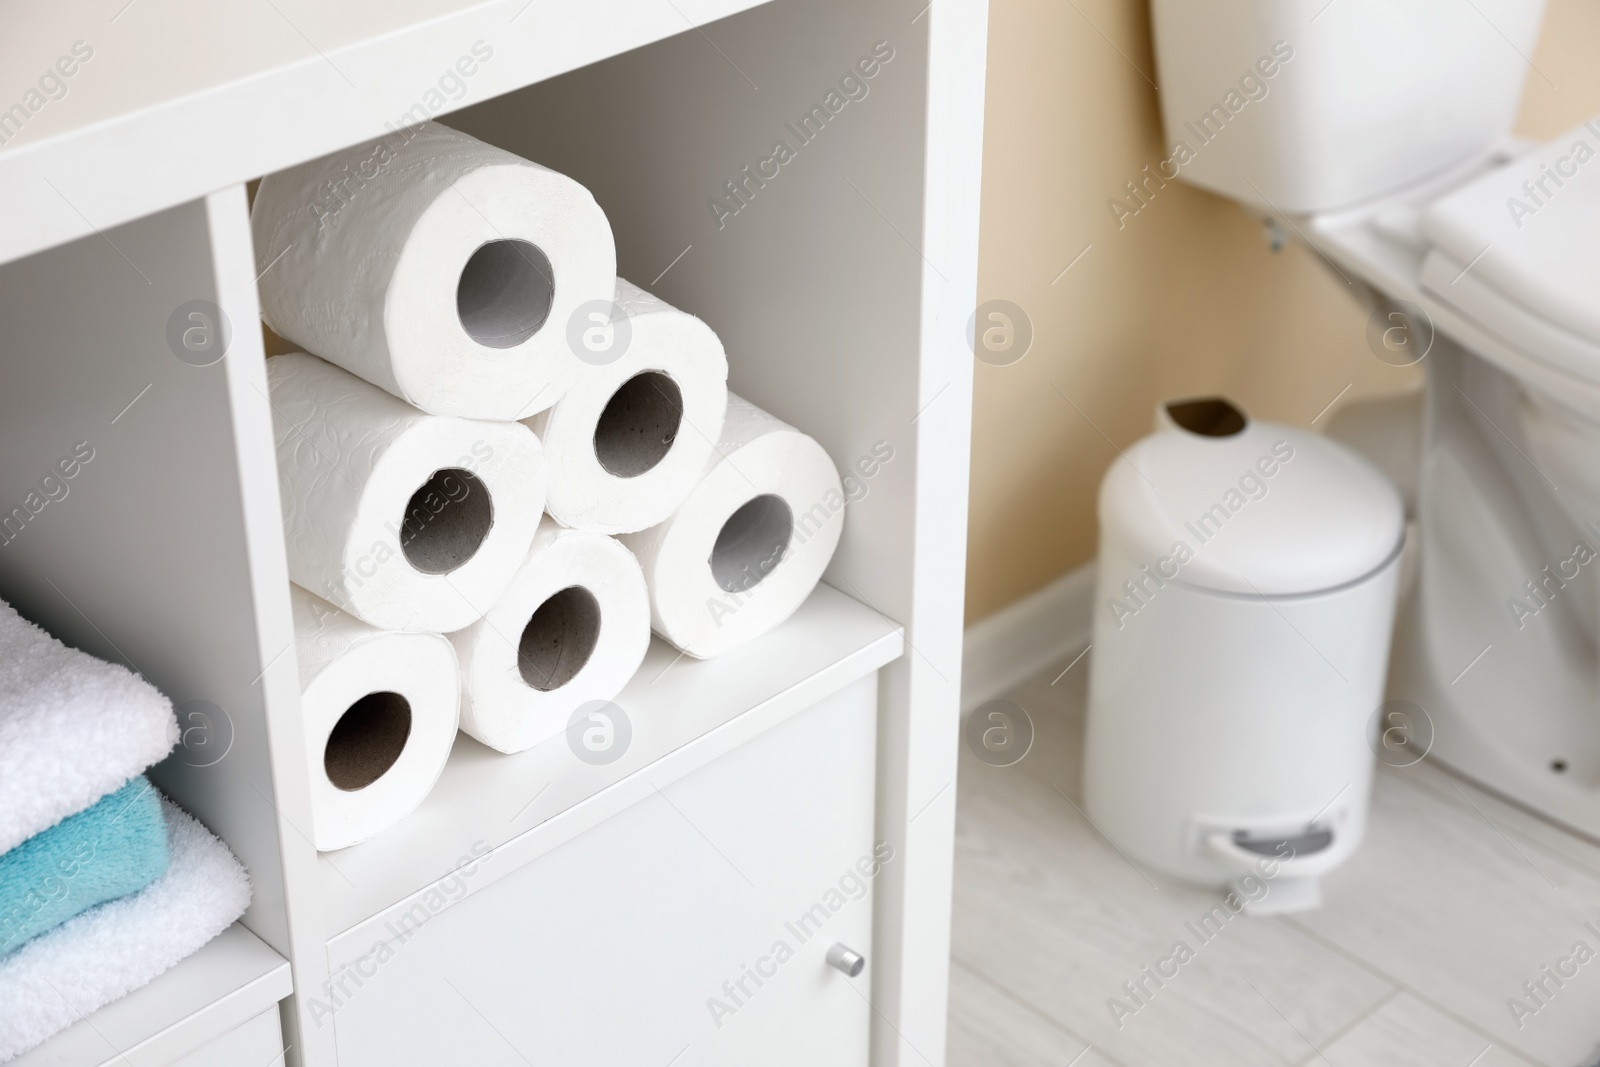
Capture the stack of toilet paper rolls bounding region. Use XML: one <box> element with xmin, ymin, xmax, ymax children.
<box><xmin>252</xmin><ymin>123</ymin><xmax>846</xmax><ymax>851</ymax></box>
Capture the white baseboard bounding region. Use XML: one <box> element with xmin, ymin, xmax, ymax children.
<box><xmin>961</xmin><ymin>562</ymin><xmax>1096</xmax><ymax>713</ymax></box>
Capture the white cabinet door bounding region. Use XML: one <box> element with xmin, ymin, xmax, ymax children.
<box><xmin>169</xmin><ymin>1010</ymin><xmax>284</xmax><ymax>1067</ymax></box>
<box><xmin>332</xmin><ymin>674</ymin><xmax>882</xmax><ymax>1066</ymax></box>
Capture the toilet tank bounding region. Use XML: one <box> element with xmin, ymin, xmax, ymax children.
<box><xmin>1147</xmin><ymin>0</ymin><xmax>1547</xmax><ymax>214</ymax></box>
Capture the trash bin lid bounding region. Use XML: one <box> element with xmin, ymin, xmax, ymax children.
<box><xmin>1098</xmin><ymin>399</ymin><xmax>1403</xmax><ymax>596</ymax></box>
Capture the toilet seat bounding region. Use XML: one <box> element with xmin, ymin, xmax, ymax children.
<box><xmin>1412</xmin><ymin>116</ymin><xmax>1600</xmax><ymax>380</ymax></box>
<box><xmin>1420</xmin><ymin>249</ymin><xmax>1600</xmax><ymax>388</ymax></box>
<box><xmin>1421</xmin><ymin>118</ymin><xmax>1600</xmax><ymax>343</ymax></box>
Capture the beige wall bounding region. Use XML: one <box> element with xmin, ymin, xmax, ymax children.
<box><xmin>966</xmin><ymin>0</ymin><xmax>1600</xmax><ymax>625</ymax></box>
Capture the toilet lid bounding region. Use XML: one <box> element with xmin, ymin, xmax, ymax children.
<box><xmin>1421</xmin><ymin>116</ymin><xmax>1600</xmax><ymax>352</ymax></box>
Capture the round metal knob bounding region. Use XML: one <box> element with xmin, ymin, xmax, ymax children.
<box><xmin>826</xmin><ymin>943</ymin><xmax>865</xmax><ymax>977</ymax></box>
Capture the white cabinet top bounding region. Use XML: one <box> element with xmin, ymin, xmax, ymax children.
<box><xmin>0</xmin><ymin>0</ymin><xmax>767</xmax><ymax>266</ymax></box>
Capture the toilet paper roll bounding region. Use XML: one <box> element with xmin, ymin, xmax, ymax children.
<box><xmin>269</xmin><ymin>352</ymin><xmax>546</xmax><ymax>632</ymax></box>
<box><xmin>290</xmin><ymin>585</ymin><xmax>460</xmax><ymax>851</ymax></box>
<box><xmin>252</xmin><ymin>121</ymin><xmax>615</xmax><ymax>419</ymax></box>
<box><xmin>619</xmin><ymin>394</ymin><xmax>844</xmax><ymax>658</ymax></box>
<box><xmin>449</xmin><ymin>519</ymin><xmax>650</xmax><ymax>753</ymax></box>
<box><xmin>523</xmin><ymin>279</ymin><xmax>729</xmax><ymax>533</ymax></box>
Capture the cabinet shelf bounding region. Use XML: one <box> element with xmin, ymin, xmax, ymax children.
<box><xmin>0</xmin><ymin>0</ymin><xmax>771</xmax><ymax>267</ymax></box>
<box><xmin>320</xmin><ymin>581</ymin><xmax>902</xmax><ymax>951</ymax></box>
<box><xmin>11</xmin><ymin>923</ymin><xmax>291</xmax><ymax>1067</ymax></box>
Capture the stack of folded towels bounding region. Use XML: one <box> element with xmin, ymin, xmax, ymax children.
<box><xmin>0</xmin><ymin>600</ymin><xmax>252</xmax><ymax>1062</ymax></box>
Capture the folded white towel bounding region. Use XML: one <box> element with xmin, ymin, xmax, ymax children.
<box><xmin>0</xmin><ymin>600</ymin><xmax>178</xmax><ymax>853</ymax></box>
<box><xmin>0</xmin><ymin>797</ymin><xmax>252</xmax><ymax>1062</ymax></box>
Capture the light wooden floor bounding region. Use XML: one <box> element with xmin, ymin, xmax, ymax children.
<box><xmin>946</xmin><ymin>651</ymin><xmax>1600</xmax><ymax>1067</ymax></box>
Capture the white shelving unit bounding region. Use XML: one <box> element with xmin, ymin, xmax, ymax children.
<box><xmin>0</xmin><ymin>1</ymin><xmax>987</xmax><ymax>1064</ymax></box>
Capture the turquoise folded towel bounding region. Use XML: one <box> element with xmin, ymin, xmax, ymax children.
<box><xmin>0</xmin><ymin>777</ymin><xmax>169</xmax><ymax>957</ymax></box>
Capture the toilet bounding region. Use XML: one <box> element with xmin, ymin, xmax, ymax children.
<box><xmin>1147</xmin><ymin>0</ymin><xmax>1600</xmax><ymax>836</ymax></box>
